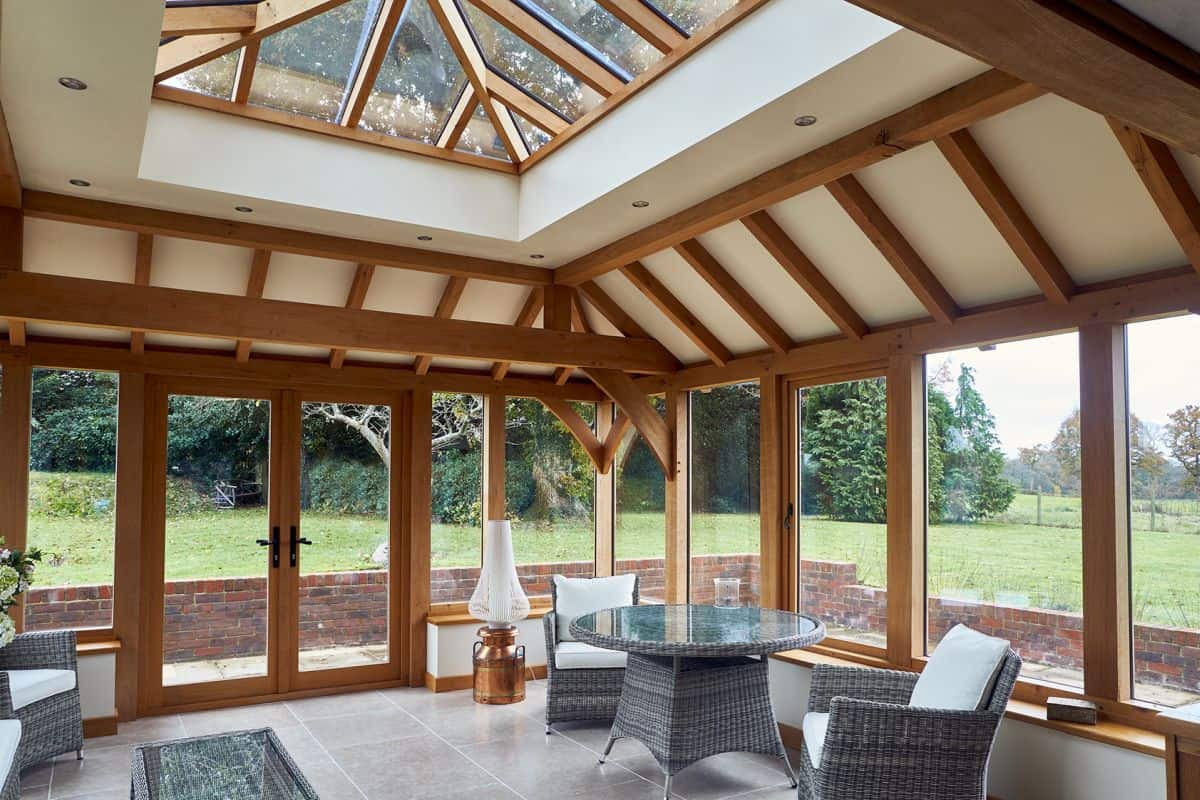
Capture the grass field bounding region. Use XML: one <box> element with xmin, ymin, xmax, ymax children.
<box><xmin>22</xmin><ymin>492</ymin><xmax>1200</xmax><ymax>628</ymax></box>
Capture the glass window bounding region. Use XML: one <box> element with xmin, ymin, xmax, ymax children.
<box><xmin>512</xmin><ymin>111</ymin><xmax>551</xmax><ymax>153</ymax></box>
<box><xmin>161</xmin><ymin>48</ymin><xmax>242</xmax><ymax>100</ymax></box>
<box><xmin>358</xmin><ymin>0</ymin><xmax>470</xmax><ymax>143</ymax></box>
<box><xmin>689</xmin><ymin>382</ymin><xmax>760</xmax><ymax>606</ymax></box>
<box><xmin>505</xmin><ymin>398</ymin><xmax>596</xmax><ymax>596</ymax></box>
<box><xmin>249</xmin><ymin>0</ymin><xmax>381</xmax><ymax>122</ymax></box>
<box><xmin>430</xmin><ymin>393</ymin><xmax>484</xmax><ymax>604</ymax></box>
<box><xmin>456</xmin><ymin>103</ymin><xmax>512</xmax><ymax>161</ymax></box>
<box><xmin>648</xmin><ymin>0</ymin><xmax>736</xmax><ymax>34</ymax></box>
<box><xmin>524</xmin><ymin>0</ymin><xmax>662</xmax><ymax>76</ymax></box>
<box><xmin>926</xmin><ymin>333</ymin><xmax>1083</xmax><ymax>689</ymax></box>
<box><xmin>463</xmin><ymin>1</ymin><xmax>603</xmax><ymax>120</ymax></box>
<box><xmin>26</xmin><ymin>368</ymin><xmax>119</xmax><ymax>631</ymax></box>
<box><xmin>615</xmin><ymin>398</ymin><xmax>666</xmax><ymax>603</ymax></box>
<box><xmin>1127</xmin><ymin>315</ymin><xmax>1200</xmax><ymax>707</ymax></box>
<box><xmin>797</xmin><ymin>377</ymin><xmax>888</xmax><ymax>647</ymax></box>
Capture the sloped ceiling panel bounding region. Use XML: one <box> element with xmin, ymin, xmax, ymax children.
<box><xmin>24</xmin><ymin>219</ymin><xmax>137</xmax><ymax>282</ymax></box>
<box><xmin>454</xmin><ymin>280</ymin><xmax>534</xmax><ymax>326</ymax></box>
<box><xmin>592</xmin><ymin>271</ymin><xmax>707</xmax><ymax>364</ymax></box>
<box><xmin>151</xmin><ymin>237</ymin><xmax>257</xmax><ymax>295</ymax></box>
<box><xmin>262</xmin><ymin>253</ymin><xmax>359</xmax><ymax>306</ymax></box>
<box><xmin>361</xmin><ymin>267</ymin><xmax>446</xmax><ymax>315</ymax></box>
<box><xmin>144</xmin><ymin>334</ymin><xmax>234</xmax><ymax>350</ymax></box>
<box><xmin>641</xmin><ymin>248</ymin><xmax>764</xmax><ymax>354</ymax></box>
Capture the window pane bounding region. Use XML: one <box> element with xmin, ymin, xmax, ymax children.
<box><xmin>161</xmin><ymin>49</ymin><xmax>241</xmax><ymax>100</ymax></box>
<box><xmin>513</xmin><ymin>111</ymin><xmax>551</xmax><ymax>153</ymax></box>
<box><xmin>1127</xmin><ymin>315</ymin><xmax>1200</xmax><ymax>706</ymax></box>
<box><xmin>359</xmin><ymin>0</ymin><xmax>470</xmax><ymax>143</ymax></box>
<box><xmin>506</xmin><ymin>398</ymin><xmax>596</xmax><ymax>597</ymax></box>
<box><xmin>689</xmin><ymin>382</ymin><xmax>760</xmax><ymax>606</ymax></box>
<box><xmin>648</xmin><ymin>0</ymin><xmax>736</xmax><ymax>34</ymax></box>
<box><xmin>926</xmin><ymin>333</ymin><xmax>1083</xmax><ymax>689</ymax></box>
<box><xmin>455</xmin><ymin>103</ymin><xmax>512</xmax><ymax>161</ymax></box>
<box><xmin>797</xmin><ymin>377</ymin><xmax>888</xmax><ymax>647</ymax></box>
<box><xmin>431</xmin><ymin>393</ymin><xmax>484</xmax><ymax>604</ymax></box>
<box><xmin>525</xmin><ymin>0</ymin><xmax>662</xmax><ymax>76</ymax></box>
<box><xmin>26</xmin><ymin>368</ymin><xmax>118</xmax><ymax>631</ymax></box>
<box><xmin>249</xmin><ymin>0</ymin><xmax>381</xmax><ymax>122</ymax></box>
<box><xmin>464</xmin><ymin>1</ymin><xmax>603</xmax><ymax>120</ymax></box>
<box><xmin>615</xmin><ymin>398</ymin><xmax>666</xmax><ymax>603</ymax></box>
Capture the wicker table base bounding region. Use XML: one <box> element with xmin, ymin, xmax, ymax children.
<box><xmin>599</xmin><ymin>653</ymin><xmax>796</xmax><ymax>800</ymax></box>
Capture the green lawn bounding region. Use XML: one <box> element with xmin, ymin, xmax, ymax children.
<box><xmin>23</xmin><ymin>493</ymin><xmax>1200</xmax><ymax>628</ymax></box>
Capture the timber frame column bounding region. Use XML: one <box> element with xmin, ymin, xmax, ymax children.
<box><xmin>664</xmin><ymin>388</ymin><xmax>688</xmax><ymax>603</ymax></box>
<box><xmin>1078</xmin><ymin>324</ymin><xmax>1132</xmax><ymax>701</ymax></box>
<box><xmin>886</xmin><ymin>353</ymin><xmax>926</xmax><ymax>668</ymax></box>
<box><xmin>0</xmin><ymin>353</ymin><xmax>30</xmax><ymax>631</ymax></box>
<box><xmin>759</xmin><ymin>373</ymin><xmax>788</xmax><ymax>610</ymax></box>
<box><xmin>404</xmin><ymin>388</ymin><xmax>433</xmax><ymax>687</ymax></box>
<box><xmin>483</xmin><ymin>394</ymin><xmax>506</xmax><ymax>522</ymax></box>
<box><xmin>113</xmin><ymin>373</ymin><xmax>146</xmax><ymax>720</ymax></box>
<box><xmin>594</xmin><ymin>401</ymin><xmax>615</xmax><ymax>577</ymax></box>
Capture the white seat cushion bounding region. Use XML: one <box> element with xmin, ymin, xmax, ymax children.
<box><xmin>910</xmin><ymin>624</ymin><xmax>1009</xmax><ymax>711</ymax></box>
<box><xmin>5</xmin><ymin>669</ymin><xmax>77</xmax><ymax>711</ymax></box>
<box><xmin>554</xmin><ymin>641</ymin><xmax>627</xmax><ymax>670</ymax></box>
<box><xmin>554</xmin><ymin>574</ymin><xmax>636</xmax><ymax>642</ymax></box>
<box><xmin>802</xmin><ymin>712</ymin><xmax>829</xmax><ymax>768</ymax></box>
<box><xmin>0</xmin><ymin>719</ymin><xmax>18</xmax><ymax>782</ymax></box>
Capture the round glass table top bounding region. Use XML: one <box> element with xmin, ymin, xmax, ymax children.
<box><xmin>569</xmin><ymin>604</ymin><xmax>825</xmax><ymax>657</ymax></box>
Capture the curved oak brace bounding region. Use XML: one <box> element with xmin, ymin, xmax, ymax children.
<box><xmin>540</xmin><ymin>398</ymin><xmax>605</xmax><ymax>472</ymax></box>
<box><xmin>583</xmin><ymin>368</ymin><xmax>671</xmax><ymax>474</ymax></box>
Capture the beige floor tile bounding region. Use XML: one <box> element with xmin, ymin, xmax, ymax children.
<box><xmin>285</xmin><ymin>690</ymin><xmax>389</xmax><ymax>721</ymax></box>
<box><xmin>304</xmin><ymin>708</ymin><xmax>425</xmax><ymax>750</ymax></box>
<box><xmin>459</xmin><ymin>729</ymin><xmax>643</xmax><ymax>800</ymax></box>
<box><xmin>49</xmin><ymin>745</ymin><xmax>134</xmax><ymax>798</ymax></box>
<box><xmin>177</xmin><ymin>701</ymin><xmax>298</xmax><ymax>737</ymax></box>
<box><xmin>329</xmin><ymin>735</ymin><xmax>497</xmax><ymax>800</ymax></box>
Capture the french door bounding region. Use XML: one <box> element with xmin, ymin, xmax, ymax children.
<box><xmin>141</xmin><ymin>379</ymin><xmax>403</xmax><ymax>712</ymax></box>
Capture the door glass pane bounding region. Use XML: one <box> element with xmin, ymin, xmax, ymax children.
<box><xmin>163</xmin><ymin>395</ymin><xmax>271</xmax><ymax>687</ymax></box>
<box><xmin>431</xmin><ymin>393</ymin><xmax>484</xmax><ymax>604</ymax></box>
<box><xmin>689</xmin><ymin>382</ymin><xmax>760</xmax><ymax>606</ymax></box>
<box><xmin>298</xmin><ymin>402</ymin><xmax>391</xmax><ymax>672</ymax></box>
<box><xmin>615</xmin><ymin>398</ymin><xmax>666</xmax><ymax>603</ymax></box>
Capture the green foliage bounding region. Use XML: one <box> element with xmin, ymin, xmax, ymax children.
<box><xmin>165</xmin><ymin>478</ymin><xmax>211</xmax><ymax>516</ymax></box>
<box><xmin>432</xmin><ymin>447</ymin><xmax>482</xmax><ymax>526</ymax></box>
<box><xmin>937</xmin><ymin>366</ymin><xmax>1016</xmax><ymax>522</ymax></box>
<box><xmin>30</xmin><ymin>369</ymin><xmax>118</xmax><ymax>472</ymax></box>
<box><xmin>302</xmin><ymin>459</ymin><xmax>389</xmax><ymax>516</ymax></box>
<box><xmin>690</xmin><ymin>384</ymin><xmax>759</xmax><ymax>514</ymax></box>
<box><xmin>29</xmin><ymin>472</ymin><xmax>114</xmax><ymax>519</ymax></box>
<box><xmin>166</xmin><ymin>395</ymin><xmax>271</xmax><ymax>493</ymax></box>
<box><xmin>504</xmin><ymin>398</ymin><xmax>595</xmax><ymax>524</ymax></box>
<box><xmin>802</xmin><ymin>379</ymin><xmax>887</xmax><ymax>522</ymax></box>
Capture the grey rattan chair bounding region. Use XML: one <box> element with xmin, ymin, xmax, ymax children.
<box><xmin>797</xmin><ymin>650</ymin><xmax>1021</xmax><ymax>800</ymax></box>
<box><xmin>0</xmin><ymin>630</ymin><xmax>84</xmax><ymax>769</ymax></box>
<box><xmin>543</xmin><ymin>576</ymin><xmax>638</xmax><ymax>733</ymax></box>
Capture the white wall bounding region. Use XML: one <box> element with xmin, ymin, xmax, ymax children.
<box><xmin>426</xmin><ymin>618</ymin><xmax>549</xmax><ymax>678</ymax></box>
<box><xmin>77</xmin><ymin>653</ymin><xmax>116</xmax><ymax>721</ymax></box>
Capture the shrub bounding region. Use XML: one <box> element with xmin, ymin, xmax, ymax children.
<box><xmin>29</xmin><ymin>473</ymin><xmax>114</xmax><ymax>519</ymax></box>
<box><xmin>433</xmin><ymin>449</ymin><xmax>482</xmax><ymax>525</ymax></box>
<box><xmin>303</xmin><ymin>459</ymin><xmax>389</xmax><ymax>515</ymax></box>
<box><xmin>166</xmin><ymin>478</ymin><xmax>212</xmax><ymax>516</ymax></box>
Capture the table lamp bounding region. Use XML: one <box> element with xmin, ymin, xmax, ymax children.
<box><xmin>469</xmin><ymin>520</ymin><xmax>530</xmax><ymax>704</ymax></box>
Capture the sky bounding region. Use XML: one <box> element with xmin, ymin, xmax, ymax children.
<box><xmin>927</xmin><ymin>314</ymin><xmax>1200</xmax><ymax>457</ymax></box>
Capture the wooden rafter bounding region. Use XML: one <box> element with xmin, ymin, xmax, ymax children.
<box><xmin>583</xmin><ymin>368</ymin><xmax>670</xmax><ymax>473</ymax></box>
<box><xmin>554</xmin><ymin>70</ymin><xmax>1041</xmax><ymax>284</ymax></box>
<box><xmin>1</xmin><ymin>204</ymin><xmax>22</xmax><ymax>347</ymax></box>
<box><xmin>593</xmin><ymin>0</ymin><xmax>684</xmax><ymax>53</ymax></box>
<box><xmin>841</xmin><ymin>0</ymin><xmax>1200</xmax><ymax>156</ymax></box>
<box><xmin>23</xmin><ymin>191</ymin><xmax>550</xmax><ymax>286</ymax></box>
<box><xmin>0</xmin><ymin>101</ymin><xmax>20</xmax><ymax>209</ymax></box>
<box><xmin>620</xmin><ymin>261</ymin><xmax>732</xmax><ymax>366</ymax></box>
<box><xmin>342</xmin><ymin>0</ymin><xmax>409</xmax><ymax>128</ymax></box>
<box><xmin>233</xmin><ymin>249</ymin><xmax>273</xmax><ymax>362</ymax></box>
<box><xmin>1109</xmin><ymin>120</ymin><xmax>1200</xmax><ymax>275</ymax></box>
<box><xmin>0</xmin><ymin>272</ymin><xmax>677</xmax><ymax>372</ymax></box>
<box><xmin>429</xmin><ymin>0</ymin><xmax>528</xmax><ymax>162</ymax></box>
<box><xmin>673</xmin><ymin>238</ymin><xmax>791</xmax><ymax>353</ymax></box>
<box><xmin>470</xmin><ymin>0</ymin><xmax>623</xmax><ymax>96</ymax></box>
<box><xmin>491</xmin><ymin>288</ymin><xmax>545</xmax><ymax>380</ymax></box>
<box><xmin>156</xmin><ymin>0</ymin><xmax>353</xmax><ymax>82</ymax></box>
<box><xmin>438</xmin><ymin>88</ymin><xmax>477</xmax><ymax>149</ymax></box>
<box><xmin>936</xmin><ymin>129</ymin><xmax>1075</xmax><ymax>303</ymax></box>
<box><xmin>741</xmin><ymin>211</ymin><xmax>868</xmax><ymax>340</ymax></box>
<box><xmin>827</xmin><ymin>175</ymin><xmax>960</xmax><ymax>324</ymax></box>
<box><xmin>412</xmin><ymin>275</ymin><xmax>468</xmax><ymax>375</ymax></box>
<box><xmin>576</xmin><ymin>280</ymin><xmax>650</xmax><ymax>339</ymax></box>
<box><xmin>329</xmin><ymin>263</ymin><xmax>377</xmax><ymax>369</ymax></box>
<box><xmin>488</xmin><ymin>75</ymin><xmax>568</xmax><ymax>136</ymax></box>
<box><xmin>161</xmin><ymin>5</ymin><xmax>257</xmax><ymax>37</ymax></box>
<box><xmin>232</xmin><ymin>41</ymin><xmax>260</xmax><ymax>104</ymax></box>
<box><xmin>129</xmin><ymin>234</ymin><xmax>155</xmax><ymax>356</ymax></box>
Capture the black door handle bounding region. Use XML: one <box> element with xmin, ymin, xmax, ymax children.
<box><xmin>289</xmin><ymin>525</ymin><xmax>312</xmax><ymax>568</ymax></box>
<box><xmin>256</xmin><ymin>526</ymin><xmax>280</xmax><ymax>568</ymax></box>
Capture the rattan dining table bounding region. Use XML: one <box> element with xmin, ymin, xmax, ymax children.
<box><xmin>570</xmin><ymin>604</ymin><xmax>825</xmax><ymax>800</ymax></box>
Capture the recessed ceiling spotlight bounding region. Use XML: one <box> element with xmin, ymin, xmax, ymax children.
<box><xmin>530</xmin><ymin>254</ymin><xmax>545</xmax><ymax>260</ymax></box>
<box><xmin>793</xmin><ymin>114</ymin><xmax>818</xmax><ymax>127</ymax></box>
<box><xmin>631</xmin><ymin>200</ymin><xmax>650</xmax><ymax>208</ymax></box>
<box><xmin>58</xmin><ymin>76</ymin><xmax>88</xmax><ymax>91</ymax></box>
<box><xmin>417</xmin><ymin>235</ymin><xmax>433</xmax><ymax>241</ymax></box>
<box><xmin>234</xmin><ymin>205</ymin><xmax>253</xmax><ymax>213</ymax></box>
<box><xmin>68</xmin><ymin>178</ymin><xmax>91</xmax><ymax>187</ymax></box>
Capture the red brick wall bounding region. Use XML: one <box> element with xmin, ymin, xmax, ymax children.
<box><xmin>24</xmin><ymin>584</ymin><xmax>113</xmax><ymax>632</ymax></box>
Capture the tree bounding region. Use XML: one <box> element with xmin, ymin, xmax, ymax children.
<box><xmin>1050</xmin><ymin>409</ymin><xmax>1082</xmax><ymax>495</ymax></box>
<box><xmin>1166</xmin><ymin>405</ymin><xmax>1200</xmax><ymax>491</ymax></box>
<box><xmin>802</xmin><ymin>379</ymin><xmax>887</xmax><ymax>522</ymax></box>
<box><xmin>938</xmin><ymin>365</ymin><xmax>1016</xmax><ymax>522</ymax></box>
<box><xmin>1130</xmin><ymin>415</ymin><xmax>1169</xmax><ymax>530</ymax></box>
<box><xmin>29</xmin><ymin>369</ymin><xmax>119</xmax><ymax>472</ymax></box>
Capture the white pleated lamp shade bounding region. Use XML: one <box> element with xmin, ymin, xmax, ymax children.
<box><xmin>469</xmin><ymin>520</ymin><xmax>530</xmax><ymax>627</ymax></box>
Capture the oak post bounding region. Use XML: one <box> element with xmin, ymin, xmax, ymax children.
<box><xmin>405</xmin><ymin>388</ymin><xmax>433</xmax><ymax>686</ymax></box>
<box><xmin>483</xmin><ymin>394</ymin><xmax>506</xmax><ymax>522</ymax></box>
<box><xmin>595</xmin><ymin>401</ymin><xmax>615</xmax><ymax>577</ymax></box>
<box><xmin>886</xmin><ymin>353</ymin><xmax>925</xmax><ymax>668</ymax></box>
<box><xmin>113</xmin><ymin>372</ymin><xmax>146</xmax><ymax>720</ymax></box>
<box><xmin>664</xmin><ymin>388</ymin><xmax>689</xmax><ymax>603</ymax></box>
<box><xmin>0</xmin><ymin>354</ymin><xmax>30</xmax><ymax>632</ymax></box>
<box><xmin>759</xmin><ymin>372</ymin><xmax>788</xmax><ymax>610</ymax></box>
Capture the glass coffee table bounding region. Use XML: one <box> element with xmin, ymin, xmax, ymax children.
<box><xmin>131</xmin><ymin>728</ymin><xmax>319</xmax><ymax>800</ymax></box>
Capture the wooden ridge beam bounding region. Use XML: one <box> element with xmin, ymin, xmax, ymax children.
<box><xmin>342</xmin><ymin>0</ymin><xmax>408</xmax><ymax>128</ymax></box>
<box><xmin>674</xmin><ymin>238</ymin><xmax>792</xmax><ymax>353</ymax></box>
<box><xmin>413</xmin><ymin>275</ymin><xmax>468</xmax><ymax>375</ymax></box>
<box><xmin>491</xmin><ymin>288</ymin><xmax>544</xmax><ymax>381</ymax></box>
<box><xmin>576</xmin><ymin>280</ymin><xmax>650</xmax><ymax>339</ymax></box>
<box><xmin>593</xmin><ymin>0</ymin><xmax>684</xmax><ymax>53</ymax></box>
<box><xmin>842</xmin><ymin>0</ymin><xmax>1200</xmax><ymax>156</ymax></box>
<box><xmin>23</xmin><ymin>191</ymin><xmax>550</xmax><ymax>286</ymax></box>
<box><xmin>0</xmin><ymin>272</ymin><xmax>677</xmax><ymax>372</ymax></box>
<box><xmin>129</xmin><ymin>234</ymin><xmax>155</xmax><ymax>356</ymax></box>
<box><xmin>828</xmin><ymin>176</ymin><xmax>960</xmax><ymax>324</ymax></box>
<box><xmin>233</xmin><ymin>249</ymin><xmax>273</xmax><ymax>362</ymax></box>
<box><xmin>936</xmin><ymin>129</ymin><xmax>1075</xmax><ymax>303</ymax></box>
<box><xmin>554</xmin><ymin>70</ymin><xmax>1042</xmax><ymax>284</ymax></box>
<box><xmin>583</xmin><ymin>368</ymin><xmax>671</xmax><ymax>474</ymax></box>
<box><xmin>161</xmin><ymin>5</ymin><xmax>257</xmax><ymax>36</ymax></box>
<box><xmin>741</xmin><ymin>211</ymin><xmax>868</xmax><ymax>340</ymax></box>
<box><xmin>1109</xmin><ymin>121</ymin><xmax>1200</xmax><ymax>274</ymax></box>
<box><xmin>329</xmin><ymin>263</ymin><xmax>377</xmax><ymax>369</ymax></box>
<box><xmin>620</xmin><ymin>261</ymin><xmax>732</xmax><ymax>366</ymax></box>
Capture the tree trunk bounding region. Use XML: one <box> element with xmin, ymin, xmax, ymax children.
<box><xmin>1036</xmin><ymin>489</ymin><xmax>1042</xmax><ymax>527</ymax></box>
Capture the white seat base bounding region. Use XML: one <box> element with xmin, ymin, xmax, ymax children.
<box><xmin>6</xmin><ymin>669</ymin><xmax>77</xmax><ymax>711</ymax></box>
<box><xmin>0</xmin><ymin>719</ymin><xmax>18</xmax><ymax>787</ymax></box>
<box><xmin>802</xmin><ymin>711</ymin><xmax>829</xmax><ymax>768</ymax></box>
<box><xmin>554</xmin><ymin>641</ymin><xmax>628</xmax><ymax>670</ymax></box>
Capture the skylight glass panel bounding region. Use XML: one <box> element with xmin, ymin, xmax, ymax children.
<box><xmin>359</xmin><ymin>0</ymin><xmax>470</xmax><ymax>144</ymax></box>
<box><xmin>524</xmin><ymin>0</ymin><xmax>662</xmax><ymax>76</ymax></box>
<box><xmin>248</xmin><ymin>0</ymin><xmax>382</xmax><ymax>122</ymax></box>
<box><xmin>463</xmin><ymin>1</ymin><xmax>603</xmax><ymax>121</ymax></box>
<box><xmin>161</xmin><ymin>48</ymin><xmax>241</xmax><ymax>100</ymax></box>
<box><xmin>649</xmin><ymin>0</ymin><xmax>736</xmax><ymax>34</ymax></box>
<box><xmin>513</xmin><ymin>112</ymin><xmax>551</xmax><ymax>153</ymax></box>
<box><xmin>456</xmin><ymin>104</ymin><xmax>512</xmax><ymax>161</ymax></box>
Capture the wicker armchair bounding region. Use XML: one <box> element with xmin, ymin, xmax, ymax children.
<box><xmin>797</xmin><ymin>651</ymin><xmax>1021</xmax><ymax>800</ymax></box>
<box><xmin>543</xmin><ymin>576</ymin><xmax>639</xmax><ymax>733</ymax></box>
<box><xmin>0</xmin><ymin>630</ymin><xmax>84</xmax><ymax>769</ymax></box>
<box><xmin>0</xmin><ymin>720</ymin><xmax>18</xmax><ymax>800</ymax></box>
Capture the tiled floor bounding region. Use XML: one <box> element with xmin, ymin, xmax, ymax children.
<box><xmin>19</xmin><ymin>680</ymin><xmax>801</xmax><ymax>800</ymax></box>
